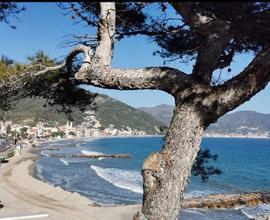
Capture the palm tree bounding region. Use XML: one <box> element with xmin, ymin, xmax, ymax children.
<box><xmin>27</xmin><ymin>50</ymin><xmax>55</xmax><ymax>71</ymax></box>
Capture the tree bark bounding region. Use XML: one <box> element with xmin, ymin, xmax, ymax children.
<box><xmin>134</xmin><ymin>103</ymin><xmax>205</xmax><ymax>220</ymax></box>
<box><xmin>171</xmin><ymin>2</ymin><xmax>232</xmax><ymax>84</ymax></box>
<box><xmin>95</xmin><ymin>2</ymin><xmax>115</xmax><ymax>65</ymax></box>
<box><xmin>75</xmin><ymin>62</ymin><xmax>191</xmax><ymax>96</ymax></box>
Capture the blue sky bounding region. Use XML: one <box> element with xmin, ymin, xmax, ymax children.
<box><xmin>1</xmin><ymin>2</ymin><xmax>269</xmax><ymax>113</ymax></box>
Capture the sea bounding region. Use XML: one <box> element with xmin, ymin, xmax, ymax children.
<box><xmin>35</xmin><ymin>136</ymin><xmax>270</xmax><ymax>219</ymax></box>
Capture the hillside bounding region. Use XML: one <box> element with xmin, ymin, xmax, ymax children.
<box><xmin>139</xmin><ymin>104</ymin><xmax>270</xmax><ymax>137</ymax></box>
<box><xmin>0</xmin><ymin>94</ymin><xmax>165</xmax><ymax>135</ymax></box>
<box><xmin>139</xmin><ymin>104</ymin><xmax>174</xmax><ymax>125</ymax></box>
<box><xmin>0</xmin><ymin>98</ymin><xmax>86</xmax><ymax>126</ymax></box>
<box><xmin>207</xmin><ymin>111</ymin><xmax>270</xmax><ymax>137</ymax></box>
<box><xmin>95</xmin><ymin>96</ymin><xmax>166</xmax><ymax>133</ymax></box>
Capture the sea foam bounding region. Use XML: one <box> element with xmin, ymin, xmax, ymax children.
<box><xmin>60</xmin><ymin>158</ymin><xmax>69</xmax><ymax>166</ymax></box>
<box><xmin>90</xmin><ymin>165</ymin><xmax>143</xmax><ymax>194</ymax></box>
<box><xmin>240</xmin><ymin>204</ymin><xmax>270</xmax><ymax>219</ymax></box>
<box><xmin>98</xmin><ymin>157</ymin><xmax>106</xmax><ymax>161</ymax></box>
<box><xmin>35</xmin><ymin>162</ymin><xmax>46</xmax><ymax>183</ymax></box>
<box><xmin>184</xmin><ymin>189</ymin><xmax>217</xmax><ymax>198</ymax></box>
<box><xmin>48</xmin><ymin>142</ymin><xmax>67</xmax><ymax>147</ymax></box>
<box><xmin>81</xmin><ymin>150</ymin><xmax>104</xmax><ymax>156</ymax></box>
<box><xmin>41</xmin><ymin>150</ymin><xmax>50</xmax><ymax>157</ymax></box>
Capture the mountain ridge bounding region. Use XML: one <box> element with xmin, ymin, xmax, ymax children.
<box><xmin>139</xmin><ymin>104</ymin><xmax>270</xmax><ymax>137</ymax></box>
<box><xmin>139</xmin><ymin>104</ymin><xmax>174</xmax><ymax>125</ymax></box>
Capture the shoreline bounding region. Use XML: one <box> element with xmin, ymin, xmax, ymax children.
<box><xmin>2</xmin><ymin>135</ymin><xmax>269</xmax><ymax>219</ymax></box>
<box><xmin>29</xmin><ymin>134</ymin><xmax>270</xmax><ymax>206</ymax></box>
<box><xmin>204</xmin><ymin>134</ymin><xmax>270</xmax><ymax>139</ymax></box>
<box><xmin>34</xmin><ymin>133</ymin><xmax>270</xmax><ymax>148</ymax></box>
<box><xmin>0</xmin><ymin>141</ymin><xmax>140</xmax><ymax>220</ymax></box>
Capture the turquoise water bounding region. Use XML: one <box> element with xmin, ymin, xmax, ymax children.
<box><xmin>36</xmin><ymin>137</ymin><xmax>270</xmax><ymax>219</ymax></box>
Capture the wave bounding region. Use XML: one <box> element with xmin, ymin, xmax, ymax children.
<box><xmin>48</xmin><ymin>142</ymin><xmax>67</xmax><ymax>147</ymax></box>
<box><xmin>35</xmin><ymin>162</ymin><xmax>47</xmax><ymax>183</ymax></box>
<box><xmin>59</xmin><ymin>158</ymin><xmax>90</xmax><ymax>164</ymax></box>
<box><xmin>184</xmin><ymin>189</ymin><xmax>217</xmax><ymax>198</ymax></box>
<box><xmin>41</xmin><ymin>150</ymin><xmax>50</xmax><ymax>157</ymax></box>
<box><xmin>240</xmin><ymin>204</ymin><xmax>270</xmax><ymax>219</ymax></box>
<box><xmin>81</xmin><ymin>150</ymin><xmax>104</xmax><ymax>156</ymax></box>
<box><xmin>90</xmin><ymin>165</ymin><xmax>143</xmax><ymax>194</ymax></box>
<box><xmin>181</xmin><ymin>208</ymin><xmax>206</xmax><ymax>216</ymax></box>
<box><xmin>36</xmin><ymin>162</ymin><xmax>43</xmax><ymax>175</ymax></box>
<box><xmin>98</xmin><ymin>157</ymin><xmax>106</xmax><ymax>161</ymax></box>
<box><xmin>60</xmin><ymin>158</ymin><xmax>69</xmax><ymax>166</ymax></box>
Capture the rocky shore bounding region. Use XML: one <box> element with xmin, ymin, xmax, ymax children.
<box><xmin>182</xmin><ymin>191</ymin><xmax>270</xmax><ymax>209</ymax></box>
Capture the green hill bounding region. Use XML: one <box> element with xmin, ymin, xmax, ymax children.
<box><xmin>0</xmin><ymin>94</ymin><xmax>166</xmax><ymax>134</ymax></box>
<box><xmin>0</xmin><ymin>98</ymin><xmax>85</xmax><ymax>126</ymax></box>
<box><xmin>95</xmin><ymin>96</ymin><xmax>166</xmax><ymax>133</ymax></box>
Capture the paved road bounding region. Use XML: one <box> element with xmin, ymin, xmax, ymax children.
<box><xmin>0</xmin><ymin>213</ymin><xmax>50</xmax><ymax>220</ymax></box>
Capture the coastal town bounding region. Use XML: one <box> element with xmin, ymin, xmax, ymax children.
<box><xmin>0</xmin><ymin>110</ymin><xmax>148</xmax><ymax>142</ymax></box>
<box><xmin>1</xmin><ymin>107</ymin><xmax>269</xmax><ymax>152</ymax></box>
<box><xmin>0</xmin><ymin>109</ymin><xmax>151</xmax><ymax>162</ymax></box>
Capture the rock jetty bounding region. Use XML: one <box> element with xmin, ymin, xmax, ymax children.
<box><xmin>45</xmin><ymin>147</ymin><xmax>62</xmax><ymax>150</ymax></box>
<box><xmin>182</xmin><ymin>191</ymin><xmax>270</xmax><ymax>209</ymax></box>
<box><xmin>50</xmin><ymin>154</ymin><xmax>131</xmax><ymax>159</ymax></box>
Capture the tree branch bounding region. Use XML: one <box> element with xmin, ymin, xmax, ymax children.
<box><xmin>32</xmin><ymin>63</ymin><xmax>65</xmax><ymax>77</ymax></box>
<box><xmin>95</xmin><ymin>2</ymin><xmax>115</xmax><ymax>65</ymax></box>
<box><xmin>192</xmin><ymin>34</ymin><xmax>231</xmax><ymax>84</ymax></box>
<box><xmin>0</xmin><ymin>41</ymin><xmax>192</xmax><ymax>101</ymax></box>
<box><xmin>76</xmin><ymin>63</ymin><xmax>191</xmax><ymax>95</ymax></box>
<box><xmin>213</xmin><ymin>47</ymin><xmax>270</xmax><ymax>118</ymax></box>
<box><xmin>171</xmin><ymin>2</ymin><xmax>232</xmax><ymax>84</ymax></box>
<box><xmin>57</xmin><ymin>41</ymin><xmax>191</xmax><ymax>97</ymax></box>
<box><xmin>170</xmin><ymin>2</ymin><xmax>216</xmax><ymax>31</ymax></box>
<box><xmin>66</xmin><ymin>44</ymin><xmax>93</xmax><ymax>74</ymax></box>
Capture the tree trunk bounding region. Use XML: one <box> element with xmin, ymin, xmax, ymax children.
<box><xmin>95</xmin><ymin>2</ymin><xmax>115</xmax><ymax>66</ymax></box>
<box><xmin>134</xmin><ymin>104</ymin><xmax>205</xmax><ymax>220</ymax></box>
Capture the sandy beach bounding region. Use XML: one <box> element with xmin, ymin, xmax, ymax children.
<box><xmin>0</xmin><ymin>142</ymin><xmax>140</xmax><ymax>220</ymax></box>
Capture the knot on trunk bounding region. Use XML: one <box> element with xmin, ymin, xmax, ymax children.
<box><xmin>142</xmin><ymin>152</ymin><xmax>166</xmax><ymax>194</ymax></box>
